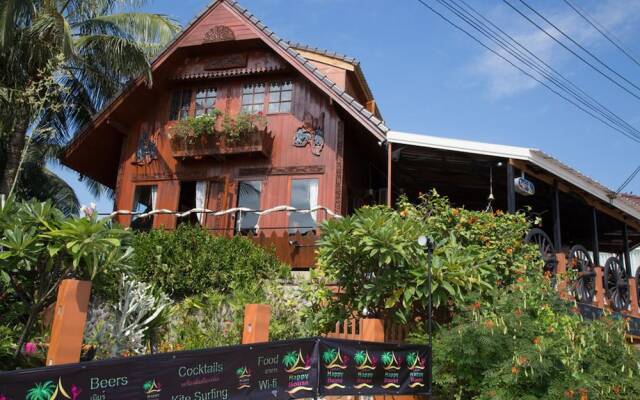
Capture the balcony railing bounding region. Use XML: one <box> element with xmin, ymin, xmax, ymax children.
<box><xmin>170</xmin><ymin>127</ymin><xmax>273</xmax><ymax>159</ymax></box>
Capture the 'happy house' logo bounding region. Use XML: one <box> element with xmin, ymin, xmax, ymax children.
<box><xmin>406</xmin><ymin>351</ymin><xmax>426</xmax><ymax>388</ymax></box>
<box><xmin>381</xmin><ymin>352</ymin><xmax>402</xmax><ymax>389</ymax></box>
<box><xmin>353</xmin><ymin>350</ymin><xmax>377</xmax><ymax>389</ymax></box>
<box><xmin>322</xmin><ymin>347</ymin><xmax>348</xmax><ymax>390</ymax></box>
<box><xmin>282</xmin><ymin>349</ymin><xmax>313</xmax><ymax>395</ymax></box>
<box><xmin>143</xmin><ymin>379</ymin><xmax>161</xmax><ymax>399</ymax></box>
<box><xmin>26</xmin><ymin>378</ymin><xmax>81</xmax><ymax>400</ymax></box>
<box><xmin>236</xmin><ymin>366</ymin><xmax>251</xmax><ymax>390</ymax></box>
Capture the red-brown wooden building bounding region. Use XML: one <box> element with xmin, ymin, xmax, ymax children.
<box><xmin>64</xmin><ymin>0</ymin><xmax>640</xmax><ymax>272</ymax></box>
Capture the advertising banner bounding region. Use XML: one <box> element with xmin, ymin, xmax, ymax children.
<box><xmin>0</xmin><ymin>338</ymin><xmax>430</xmax><ymax>399</ymax></box>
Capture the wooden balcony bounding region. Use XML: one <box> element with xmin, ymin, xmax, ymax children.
<box><xmin>171</xmin><ymin>127</ymin><xmax>273</xmax><ymax>160</ymax></box>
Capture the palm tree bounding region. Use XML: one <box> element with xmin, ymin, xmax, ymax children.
<box><xmin>0</xmin><ymin>0</ymin><xmax>180</xmax><ymax>204</ymax></box>
<box><xmin>26</xmin><ymin>380</ymin><xmax>55</xmax><ymax>400</ymax></box>
<box><xmin>322</xmin><ymin>348</ymin><xmax>337</xmax><ymax>364</ymax></box>
<box><xmin>381</xmin><ymin>351</ymin><xmax>393</xmax><ymax>367</ymax></box>
<box><xmin>283</xmin><ymin>351</ymin><xmax>298</xmax><ymax>369</ymax></box>
<box><xmin>354</xmin><ymin>350</ymin><xmax>366</xmax><ymax>366</ymax></box>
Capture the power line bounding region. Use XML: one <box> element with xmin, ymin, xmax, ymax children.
<box><xmin>617</xmin><ymin>164</ymin><xmax>640</xmax><ymax>194</ymax></box>
<box><xmin>503</xmin><ymin>0</ymin><xmax>640</xmax><ymax>102</ymax></box>
<box><xmin>416</xmin><ymin>0</ymin><xmax>640</xmax><ymax>143</ymax></box>
<box><xmin>519</xmin><ymin>0</ymin><xmax>640</xmax><ymax>94</ymax></box>
<box><xmin>440</xmin><ymin>0</ymin><xmax>640</xmax><ymax>142</ymax></box>
<box><xmin>563</xmin><ymin>0</ymin><xmax>640</xmax><ymax>70</ymax></box>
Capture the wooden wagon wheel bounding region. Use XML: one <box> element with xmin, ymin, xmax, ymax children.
<box><xmin>604</xmin><ymin>257</ymin><xmax>629</xmax><ymax>311</ymax></box>
<box><xmin>568</xmin><ymin>245</ymin><xmax>595</xmax><ymax>303</ymax></box>
<box><xmin>524</xmin><ymin>228</ymin><xmax>556</xmax><ymax>275</ymax></box>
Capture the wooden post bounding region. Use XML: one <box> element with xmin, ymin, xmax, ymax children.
<box><xmin>387</xmin><ymin>142</ymin><xmax>393</xmax><ymax>207</ymax></box>
<box><xmin>629</xmin><ymin>278</ymin><xmax>640</xmax><ymax>317</ymax></box>
<box><xmin>242</xmin><ymin>304</ymin><xmax>271</xmax><ymax>344</ymax></box>
<box><xmin>46</xmin><ymin>279</ymin><xmax>92</xmax><ymax>366</ymax></box>
<box><xmin>506</xmin><ymin>163</ymin><xmax>515</xmax><ymax>213</ymax></box>
<box><xmin>623</xmin><ymin>223</ymin><xmax>632</xmax><ymax>277</ymax></box>
<box><xmin>361</xmin><ymin>318</ymin><xmax>385</xmax><ymax>342</ymax></box>
<box><xmin>595</xmin><ymin>267</ymin><xmax>605</xmax><ymax>309</ymax></box>
<box><xmin>555</xmin><ymin>253</ymin><xmax>569</xmax><ymax>300</ymax></box>
<box><xmin>552</xmin><ymin>183</ymin><xmax>562</xmax><ymax>250</ymax></box>
<box><xmin>591</xmin><ymin>207</ymin><xmax>600</xmax><ymax>265</ymax></box>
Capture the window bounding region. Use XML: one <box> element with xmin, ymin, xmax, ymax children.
<box><xmin>268</xmin><ymin>81</ymin><xmax>293</xmax><ymax>113</ymax></box>
<box><xmin>177</xmin><ymin>181</ymin><xmax>208</xmax><ymax>225</ymax></box>
<box><xmin>241</xmin><ymin>83</ymin><xmax>265</xmax><ymax>114</ymax></box>
<box><xmin>170</xmin><ymin>89</ymin><xmax>192</xmax><ymax>120</ymax></box>
<box><xmin>195</xmin><ymin>88</ymin><xmax>218</xmax><ymax>116</ymax></box>
<box><xmin>289</xmin><ymin>179</ymin><xmax>318</xmax><ymax>234</ymax></box>
<box><xmin>236</xmin><ymin>181</ymin><xmax>261</xmax><ymax>234</ymax></box>
<box><xmin>131</xmin><ymin>185</ymin><xmax>157</xmax><ymax>231</ymax></box>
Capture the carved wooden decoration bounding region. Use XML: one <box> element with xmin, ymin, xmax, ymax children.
<box><xmin>203</xmin><ymin>25</ymin><xmax>235</xmax><ymax>43</ymax></box>
<box><xmin>204</xmin><ymin>53</ymin><xmax>248</xmax><ymax>70</ymax></box>
<box><xmin>293</xmin><ymin>112</ymin><xmax>325</xmax><ymax>156</ymax></box>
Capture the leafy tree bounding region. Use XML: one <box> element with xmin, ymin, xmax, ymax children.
<box><xmin>409</xmin><ymin>271</ymin><xmax>640</xmax><ymax>399</ymax></box>
<box><xmin>0</xmin><ymin>199</ymin><xmax>131</xmax><ymax>359</ymax></box>
<box><xmin>311</xmin><ymin>191</ymin><xmax>537</xmax><ymax>330</ymax></box>
<box><xmin>0</xmin><ymin>0</ymin><xmax>180</xmax><ymax>199</ymax></box>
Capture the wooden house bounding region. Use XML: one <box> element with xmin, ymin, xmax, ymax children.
<box><xmin>64</xmin><ymin>0</ymin><xmax>640</xmax><ymax>273</ymax></box>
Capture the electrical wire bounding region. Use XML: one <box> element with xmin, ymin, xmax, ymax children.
<box><xmin>616</xmin><ymin>164</ymin><xmax>640</xmax><ymax>194</ymax></box>
<box><xmin>563</xmin><ymin>0</ymin><xmax>640</xmax><ymax>70</ymax></box>
<box><xmin>503</xmin><ymin>0</ymin><xmax>640</xmax><ymax>102</ymax></box>
<box><xmin>415</xmin><ymin>0</ymin><xmax>640</xmax><ymax>143</ymax></box>
<box><xmin>452</xmin><ymin>0</ymin><xmax>640</xmax><ymax>140</ymax></box>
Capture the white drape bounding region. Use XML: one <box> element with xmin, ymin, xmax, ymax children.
<box><xmin>309</xmin><ymin>179</ymin><xmax>318</xmax><ymax>223</ymax></box>
<box><xmin>150</xmin><ymin>186</ymin><xmax>157</xmax><ymax>210</ymax></box>
<box><xmin>196</xmin><ymin>181</ymin><xmax>207</xmax><ymax>224</ymax></box>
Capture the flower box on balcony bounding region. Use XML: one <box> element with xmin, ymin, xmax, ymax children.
<box><xmin>170</xmin><ymin>127</ymin><xmax>273</xmax><ymax>159</ymax></box>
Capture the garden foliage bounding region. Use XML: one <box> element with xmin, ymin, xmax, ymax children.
<box><xmin>410</xmin><ymin>271</ymin><xmax>640</xmax><ymax>399</ymax></box>
<box><xmin>313</xmin><ymin>191</ymin><xmax>538</xmax><ymax>328</ymax></box>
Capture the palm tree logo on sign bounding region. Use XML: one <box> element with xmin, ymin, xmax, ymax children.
<box><xmin>282</xmin><ymin>349</ymin><xmax>313</xmax><ymax>395</ymax></box>
<box><xmin>26</xmin><ymin>378</ymin><xmax>80</xmax><ymax>400</ymax></box>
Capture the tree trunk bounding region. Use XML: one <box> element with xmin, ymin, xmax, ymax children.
<box><xmin>1</xmin><ymin>115</ymin><xmax>29</xmax><ymax>196</ymax></box>
<box><xmin>14</xmin><ymin>306</ymin><xmax>37</xmax><ymax>358</ymax></box>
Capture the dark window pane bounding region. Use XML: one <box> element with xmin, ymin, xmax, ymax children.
<box><xmin>131</xmin><ymin>185</ymin><xmax>156</xmax><ymax>231</ymax></box>
<box><xmin>236</xmin><ymin>181</ymin><xmax>262</xmax><ymax>234</ymax></box>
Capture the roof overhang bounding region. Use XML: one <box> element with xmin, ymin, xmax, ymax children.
<box><xmin>387</xmin><ymin>130</ymin><xmax>640</xmax><ymax>223</ymax></box>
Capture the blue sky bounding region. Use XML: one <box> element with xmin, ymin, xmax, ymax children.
<box><xmin>52</xmin><ymin>0</ymin><xmax>640</xmax><ymax>212</ymax></box>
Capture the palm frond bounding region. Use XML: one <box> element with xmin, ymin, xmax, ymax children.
<box><xmin>0</xmin><ymin>0</ymin><xmax>35</xmax><ymax>48</ymax></box>
<box><xmin>76</xmin><ymin>13</ymin><xmax>180</xmax><ymax>45</ymax></box>
<box><xmin>74</xmin><ymin>34</ymin><xmax>151</xmax><ymax>84</ymax></box>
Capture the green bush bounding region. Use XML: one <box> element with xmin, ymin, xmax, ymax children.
<box><xmin>313</xmin><ymin>191</ymin><xmax>538</xmax><ymax>329</ymax></box>
<box><xmin>129</xmin><ymin>224</ymin><xmax>289</xmax><ymax>300</ymax></box>
<box><xmin>409</xmin><ymin>271</ymin><xmax>640</xmax><ymax>399</ymax></box>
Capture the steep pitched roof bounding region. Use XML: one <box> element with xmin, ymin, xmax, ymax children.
<box><xmin>65</xmin><ymin>0</ymin><xmax>387</xmax><ymax>160</ymax></box>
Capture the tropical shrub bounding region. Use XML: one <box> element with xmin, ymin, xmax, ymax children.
<box><xmin>0</xmin><ymin>199</ymin><xmax>132</xmax><ymax>364</ymax></box>
<box><xmin>170</xmin><ymin>110</ymin><xmax>267</xmax><ymax>144</ymax></box>
<box><xmin>129</xmin><ymin>224</ymin><xmax>288</xmax><ymax>300</ymax></box>
<box><xmin>409</xmin><ymin>271</ymin><xmax>640</xmax><ymax>399</ymax></box>
<box><xmin>313</xmin><ymin>191</ymin><xmax>538</xmax><ymax>329</ymax></box>
<box><xmin>84</xmin><ymin>277</ymin><xmax>170</xmax><ymax>359</ymax></box>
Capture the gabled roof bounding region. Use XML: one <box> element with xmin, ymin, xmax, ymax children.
<box><xmin>388</xmin><ymin>130</ymin><xmax>640</xmax><ymax>223</ymax></box>
<box><xmin>65</xmin><ymin>0</ymin><xmax>387</xmax><ymax>165</ymax></box>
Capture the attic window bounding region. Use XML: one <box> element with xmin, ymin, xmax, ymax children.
<box><xmin>268</xmin><ymin>81</ymin><xmax>293</xmax><ymax>113</ymax></box>
<box><xmin>241</xmin><ymin>83</ymin><xmax>265</xmax><ymax>114</ymax></box>
<box><xmin>170</xmin><ymin>89</ymin><xmax>192</xmax><ymax>120</ymax></box>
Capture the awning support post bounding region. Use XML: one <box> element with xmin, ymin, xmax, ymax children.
<box><xmin>552</xmin><ymin>182</ymin><xmax>562</xmax><ymax>250</ymax></box>
<box><xmin>507</xmin><ymin>162</ymin><xmax>516</xmax><ymax>213</ymax></box>
<box><xmin>623</xmin><ymin>223</ymin><xmax>632</xmax><ymax>276</ymax></box>
<box><xmin>592</xmin><ymin>207</ymin><xmax>600</xmax><ymax>265</ymax></box>
<box><xmin>387</xmin><ymin>142</ymin><xmax>392</xmax><ymax>207</ymax></box>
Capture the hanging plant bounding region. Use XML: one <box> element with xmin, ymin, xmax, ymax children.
<box><xmin>170</xmin><ymin>109</ymin><xmax>267</xmax><ymax>145</ymax></box>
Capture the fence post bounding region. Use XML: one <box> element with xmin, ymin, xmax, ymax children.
<box><xmin>595</xmin><ymin>267</ymin><xmax>605</xmax><ymax>309</ymax></box>
<box><xmin>628</xmin><ymin>277</ymin><xmax>639</xmax><ymax>317</ymax></box>
<box><xmin>46</xmin><ymin>279</ymin><xmax>92</xmax><ymax>366</ymax></box>
<box><xmin>555</xmin><ymin>253</ymin><xmax>570</xmax><ymax>300</ymax></box>
<box><xmin>242</xmin><ymin>304</ymin><xmax>271</xmax><ymax>344</ymax></box>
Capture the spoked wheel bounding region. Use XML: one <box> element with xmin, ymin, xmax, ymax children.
<box><xmin>568</xmin><ymin>245</ymin><xmax>595</xmax><ymax>303</ymax></box>
<box><xmin>604</xmin><ymin>257</ymin><xmax>629</xmax><ymax>311</ymax></box>
<box><xmin>524</xmin><ymin>228</ymin><xmax>556</xmax><ymax>276</ymax></box>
